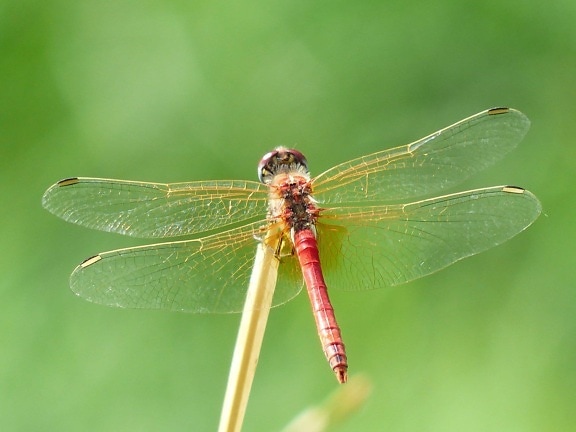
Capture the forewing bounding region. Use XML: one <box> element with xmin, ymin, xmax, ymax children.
<box><xmin>70</xmin><ymin>221</ymin><xmax>303</xmax><ymax>313</ymax></box>
<box><xmin>316</xmin><ymin>186</ymin><xmax>541</xmax><ymax>290</ymax></box>
<box><xmin>313</xmin><ymin>108</ymin><xmax>530</xmax><ymax>204</ymax></box>
<box><xmin>42</xmin><ymin>177</ymin><xmax>269</xmax><ymax>238</ymax></box>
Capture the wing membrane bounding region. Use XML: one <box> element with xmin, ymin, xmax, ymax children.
<box><xmin>316</xmin><ymin>186</ymin><xmax>541</xmax><ymax>290</ymax></box>
<box><xmin>42</xmin><ymin>177</ymin><xmax>269</xmax><ymax>238</ymax></box>
<box><xmin>44</xmin><ymin>107</ymin><xmax>539</xmax><ymax>313</ymax></box>
<box><xmin>70</xmin><ymin>221</ymin><xmax>303</xmax><ymax>313</ymax></box>
<box><xmin>313</xmin><ymin>108</ymin><xmax>530</xmax><ymax>204</ymax></box>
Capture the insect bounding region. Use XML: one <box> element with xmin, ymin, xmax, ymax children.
<box><xmin>43</xmin><ymin>107</ymin><xmax>541</xmax><ymax>383</ymax></box>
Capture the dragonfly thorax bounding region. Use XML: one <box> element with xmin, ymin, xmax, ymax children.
<box><xmin>267</xmin><ymin>172</ymin><xmax>319</xmax><ymax>237</ymax></box>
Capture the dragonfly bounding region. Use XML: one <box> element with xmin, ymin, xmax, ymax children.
<box><xmin>43</xmin><ymin>107</ymin><xmax>541</xmax><ymax>383</ymax></box>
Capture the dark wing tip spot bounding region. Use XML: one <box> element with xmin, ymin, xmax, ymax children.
<box><xmin>502</xmin><ymin>186</ymin><xmax>526</xmax><ymax>194</ymax></box>
<box><xmin>57</xmin><ymin>177</ymin><xmax>80</xmax><ymax>187</ymax></box>
<box><xmin>487</xmin><ymin>107</ymin><xmax>510</xmax><ymax>115</ymax></box>
<box><xmin>80</xmin><ymin>255</ymin><xmax>102</xmax><ymax>268</ymax></box>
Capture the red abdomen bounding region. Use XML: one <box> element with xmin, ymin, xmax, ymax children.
<box><xmin>293</xmin><ymin>228</ymin><xmax>348</xmax><ymax>383</ymax></box>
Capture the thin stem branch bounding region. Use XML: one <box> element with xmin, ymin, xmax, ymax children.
<box><xmin>218</xmin><ymin>243</ymin><xmax>279</xmax><ymax>432</ymax></box>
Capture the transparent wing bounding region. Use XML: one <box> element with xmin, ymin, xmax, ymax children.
<box><xmin>42</xmin><ymin>177</ymin><xmax>269</xmax><ymax>238</ymax></box>
<box><xmin>316</xmin><ymin>186</ymin><xmax>541</xmax><ymax>290</ymax></box>
<box><xmin>69</xmin><ymin>221</ymin><xmax>304</xmax><ymax>313</ymax></box>
<box><xmin>313</xmin><ymin>108</ymin><xmax>530</xmax><ymax>204</ymax></box>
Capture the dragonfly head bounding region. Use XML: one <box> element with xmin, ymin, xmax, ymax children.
<box><xmin>258</xmin><ymin>147</ymin><xmax>309</xmax><ymax>184</ymax></box>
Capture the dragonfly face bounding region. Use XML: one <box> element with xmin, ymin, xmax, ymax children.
<box><xmin>42</xmin><ymin>107</ymin><xmax>541</xmax><ymax>382</ymax></box>
<box><xmin>258</xmin><ymin>147</ymin><xmax>309</xmax><ymax>184</ymax></box>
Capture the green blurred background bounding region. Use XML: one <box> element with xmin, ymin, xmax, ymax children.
<box><xmin>2</xmin><ymin>1</ymin><xmax>574</xmax><ymax>430</ymax></box>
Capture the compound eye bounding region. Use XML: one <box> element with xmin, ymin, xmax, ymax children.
<box><xmin>257</xmin><ymin>150</ymin><xmax>279</xmax><ymax>183</ymax></box>
<box><xmin>285</xmin><ymin>149</ymin><xmax>307</xmax><ymax>169</ymax></box>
